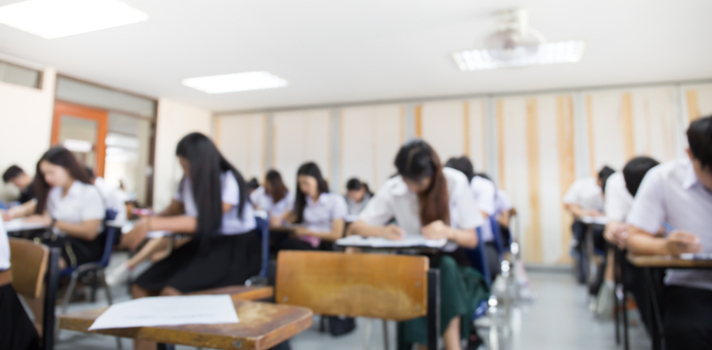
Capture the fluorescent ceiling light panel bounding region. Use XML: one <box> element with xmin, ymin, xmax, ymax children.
<box><xmin>0</xmin><ymin>0</ymin><xmax>149</xmax><ymax>39</ymax></box>
<box><xmin>453</xmin><ymin>40</ymin><xmax>585</xmax><ymax>71</ymax></box>
<box><xmin>182</xmin><ymin>71</ymin><xmax>288</xmax><ymax>94</ymax></box>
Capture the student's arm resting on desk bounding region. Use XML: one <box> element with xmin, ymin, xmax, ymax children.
<box><xmin>294</xmin><ymin>219</ymin><xmax>345</xmax><ymax>242</ymax></box>
<box><xmin>24</xmin><ymin>212</ymin><xmax>102</xmax><ymax>240</ymax></box>
<box><xmin>422</xmin><ymin>220</ymin><xmax>478</xmax><ymax>249</ymax></box>
<box><xmin>156</xmin><ymin>199</ymin><xmax>185</xmax><ymax>217</ymax></box>
<box><xmin>627</xmin><ymin>226</ymin><xmax>701</xmax><ymax>256</ymax></box>
<box><xmin>564</xmin><ymin>203</ymin><xmax>601</xmax><ymax>218</ymax></box>
<box><xmin>2</xmin><ymin>200</ymin><xmax>37</xmax><ymax>220</ymax></box>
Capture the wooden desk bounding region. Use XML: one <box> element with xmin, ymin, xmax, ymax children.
<box><xmin>627</xmin><ymin>254</ymin><xmax>712</xmax><ymax>269</ymax></box>
<box><xmin>59</xmin><ymin>293</ymin><xmax>312</xmax><ymax>350</ymax></box>
<box><xmin>626</xmin><ymin>254</ymin><xmax>712</xmax><ymax>350</ymax></box>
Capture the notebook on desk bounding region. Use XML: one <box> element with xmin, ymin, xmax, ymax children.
<box><xmin>336</xmin><ymin>235</ymin><xmax>448</xmax><ymax>249</ymax></box>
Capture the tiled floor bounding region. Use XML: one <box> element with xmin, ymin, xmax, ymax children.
<box><xmin>50</xmin><ymin>254</ymin><xmax>651</xmax><ymax>350</ymax></box>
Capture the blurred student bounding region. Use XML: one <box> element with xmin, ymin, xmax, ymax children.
<box><xmin>250</xmin><ymin>169</ymin><xmax>295</xmax><ymax>226</ymax></box>
<box><xmin>626</xmin><ymin>116</ymin><xmax>712</xmax><ymax>350</ymax></box>
<box><xmin>563</xmin><ymin>165</ymin><xmax>614</xmax><ymax>283</ymax></box>
<box><xmin>85</xmin><ymin>167</ymin><xmax>127</xmax><ymax>225</ymax></box>
<box><xmin>0</xmin><ymin>220</ymin><xmax>41</xmax><ymax>350</ymax></box>
<box><xmin>445</xmin><ymin>156</ymin><xmax>500</xmax><ymax>278</ymax></box>
<box><xmin>344</xmin><ymin>178</ymin><xmax>372</xmax><ymax>216</ymax></box>
<box><xmin>247</xmin><ymin>178</ymin><xmax>260</xmax><ymax>196</ymax></box>
<box><xmin>275</xmin><ymin>162</ymin><xmax>346</xmax><ymax>250</ymax></box>
<box><xmin>598</xmin><ymin>156</ymin><xmax>659</xmax><ymax>330</ymax></box>
<box><xmin>6</xmin><ymin>147</ymin><xmax>106</xmax><ymax>334</ymax></box>
<box><xmin>122</xmin><ymin>133</ymin><xmax>259</xmax><ymax>296</ymax></box>
<box><xmin>474</xmin><ymin>172</ymin><xmax>515</xmax><ymax>245</ymax></box>
<box><xmin>2</xmin><ymin>165</ymin><xmax>35</xmax><ymax>204</ymax></box>
<box><xmin>349</xmin><ymin>140</ymin><xmax>486</xmax><ymax>350</ymax></box>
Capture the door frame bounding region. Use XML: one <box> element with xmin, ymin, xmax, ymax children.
<box><xmin>51</xmin><ymin>101</ymin><xmax>108</xmax><ymax>177</ymax></box>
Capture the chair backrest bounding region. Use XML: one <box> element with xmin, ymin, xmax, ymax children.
<box><xmin>465</xmin><ymin>227</ymin><xmax>491</xmax><ymax>286</ymax></box>
<box><xmin>99</xmin><ymin>226</ymin><xmax>119</xmax><ymax>268</ymax></box>
<box><xmin>9</xmin><ymin>238</ymin><xmax>49</xmax><ymax>299</ymax></box>
<box><xmin>490</xmin><ymin>216</ymin><xmax>504</xmax><ymax>256</ymax></box>
<box><xmin>276</xmin><ymin>251</ymin><xmax>429</xmax><ymax>321</ymax></box>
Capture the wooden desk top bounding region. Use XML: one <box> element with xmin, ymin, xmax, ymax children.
<box><xmin>59</xmin><ymin>293</ymin><xmax>312</xmax><ymax>350</ymax></box>
<box><xmin>627</xmin><ymin>254</ymin><xmax>712</xmax><ymax>269</ymax></box>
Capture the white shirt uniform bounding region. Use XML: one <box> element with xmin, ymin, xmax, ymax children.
<box><xmin>93</xmin><ymin>177</ymin><xmax>127</xmax><ymax>225</ymax></box>
<box><xmin>47</xmin><ymin>181</ymin><xmax>106</xmax><ymax>235</ymax></box>
<box><xmin>627</xmin><ymin>159</ymin><xmax>712</xmax><ymax>291</ymax></box>
<box><xmin>301</xmin><ymin>193</ymin><xmax>348</xmax><ymax>233</ymax></box>
<box><xmin>563</xmin><ymin>177</ymin><xmax>604</xmax><ymax>213</ymax></box>
<box><xmin>250</xmin><ymin>186</ymin><xmax>295</xmax><ymax>217</ymax></box>
<box><xmin>495</xmin><ymin>189</ymin><xmax>513</xmax><ymax>215</ymax></box>
<box><xmin>174</xmin><ymin>171</ymin><xmax>256</xmax><ymax>235</ymax></box>
<box><xmin>604</xmin><ymin>172</ymin><xmax>634</xmax><ymax>222</ymax></box>
<box><xmin>359</xmin><ymin>167</ymin><xmax>484</xmax><ymax>251</ymax></box>
<box><xmin>470</xmin><ymin>176</ymin><xmax>497</xmax><ymax>242</ymax></box>
<box><xmin>0</xmin><ymin>220</ymin><xmax>9</xmax><ymax>270</ymax></box>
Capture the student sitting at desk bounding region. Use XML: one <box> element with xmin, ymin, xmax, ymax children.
<box><xmin>626</xmin><ymin>115</ymin><xmax>712</xmax><ymax>350</ymax></box>
<box><xmin>348</xmin><ymin>140</ymin><xmax>485</xmax><ymax>350</ymax></box>
<box><xmin>445</xmin><ymin>156</ymin><xmax>500</xmax><ymax>278</ymax></box>
<box><xmin>344</xmin><ymin>178</ymin><xmax>372</xmax><ymax>216</ymax></box>
<box><xmin>275</xmin><ymin>162</ymin><xmax>347</xmax><ymax>250</ymax></box>
<box><xmin>5</xmin><ymin>146</ymin><xmax>106</xmax><ymax>335</ymax></box>
<box><xmin>2</xmin><ymin>165</ymin><xmax>36</xmax><ymax>204</ymax></box>
<box><xmin>86</xmin><ymin>166</ymin><xmax>127</xmax><ymax>226</ymax></box>
<box><xmin>250</xmin><ymin>169</ymin><xmax>295</xmax><ymax>226</ymax></box>
<box><xmin>122</xmin><ymin>133</ymin><xmax>260</xmax><ymax>304</ymax></box>
<box><xmin>0</xmin><ymin>220</ymin><xmax>42</xmax><ymax>350</ymax></box>
<box><xmin>600</xmin><ymin>156</ymin><xmax>659</xmax><ymax>330</ymax></box>
<box><xmin>563</xmin><ymin>165</ymin><xmax>614</xmax><ymax>282</ymax></box>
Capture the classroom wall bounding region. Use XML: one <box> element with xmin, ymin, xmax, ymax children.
<box><xmin>152</xmin><ymin>98</ymin><xmax>213</xmax><ymax>210</ymax></box>
<box><xmin>0</xmin><ymin>67</ymin><xmax>56</xmax><ymax>201</ymax></box>
<box><xmin>215</xmin><ymin>82</ymin><xmax>712</xmax><ymax>265</ymax></box>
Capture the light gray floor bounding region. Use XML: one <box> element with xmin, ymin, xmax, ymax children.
<box><xmin>52</xmin><ymin>254</ymin><xmax>652</xmax><ymax>350</ymax></box>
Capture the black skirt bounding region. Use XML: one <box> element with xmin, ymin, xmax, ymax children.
<box><xmin>0</xmin><ymin>283</ymin><xmax>41</xmax><ymax>350</ymax></box>
<box><xmin>43</xmin><ymin>233</ymin><xmax>106</xmax><ymax>268</ymax></box>
<box><xmin>134</xmin><ymin>231</ymin><xmax>262</xmax><ymax>293</ymax></box>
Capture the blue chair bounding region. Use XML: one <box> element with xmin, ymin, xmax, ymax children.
<box><xmin>465</xmin><ymin>227</ymin><xmax>492</xmax><ymax>319</ymax></box>
<box><xmin>254</xmin><ymin>216</ymin><xmax>270</xmax><ymax>278</ymax></box>
<box><xmin>490</xmin><ymin>216</ymin><xmax>505</xmax><ymax>258</ymax></box>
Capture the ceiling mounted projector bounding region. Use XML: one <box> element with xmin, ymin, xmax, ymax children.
<box><xmin>453</xmin><ymin>8</ymin><xmax>585</xmax><ymax>71</ymax></box>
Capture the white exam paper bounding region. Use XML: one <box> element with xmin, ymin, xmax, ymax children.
<box><xmin>121</xmin><ymin>222</ymin><xmax>172</xmax><ymax>239</ymax></box>
<box><xmin>4</xmin><ymin>218</ymin><xmax>46</xmax><ymax>232</ymax></box>
<box><xmin>88</xmin><ymin>295</ymin><xmax>238</xmax><ymax>330</ymax></box>
<box><xmin>336</xmin><ymin>235</ymin><xmax>447</xmax><ymax>248</ymax></box>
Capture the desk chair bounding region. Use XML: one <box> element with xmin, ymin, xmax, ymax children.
<box><xmin>276</xmin><ymin>251</ymin><xmax>440</xmax><ymax>350</ymax></box>
<box><xmin>9</xmin><ymin>238</ymin><xmax>61</xmax><ymax>350</ymax></box>
<box><xmin>254</xmin><ymin>216</ymin><xmax>270</xmax><ymax>279</ymax></box>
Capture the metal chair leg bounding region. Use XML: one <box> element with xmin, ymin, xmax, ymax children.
<box><xmin>382</xmin><ymin>320</ymin><xmax>389</xmax><ymax>350</ymax></box>
<box><xmin>363</xmin><ymin>319</ymin><xmax>372</xmax><ymax>350</ymax></box>
<box><xmin>427</xmin><ymin>269</ymin><xmax>440</xmax><ymax>350</ymax></box>
<box><xmin>61</xmin><ymin>270</ymin><xmax>80</xmax><ymax>315</ymax></box>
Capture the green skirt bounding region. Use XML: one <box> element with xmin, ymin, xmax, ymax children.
<box><xmin>397</xmin><ymin>254</ymin><xmax>490</xmax><ymax>349</ymax></box>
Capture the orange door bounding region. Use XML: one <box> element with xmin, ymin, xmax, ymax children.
<box><xmin>51</xmin><ymin>101</ymin><xmax>108</xmax><ymax>177</ymax></box>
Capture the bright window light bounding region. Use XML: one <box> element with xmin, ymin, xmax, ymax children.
<box><xmin>0</xmin><ymin>0</ymin><xmax>149</xmax><ymax>39</ymax></box>
<box><xmin>453</xmin><ymin>40</ymin><xmax>585</xmax><ymax>71</ymax></box>
<box><xmin>63</xmin><ymin>139</ymin><xmax>93</xmax><ymax>153</ymax></box>
<box><xmin>182</xmin><ymin>71</ymin><xmax>288</xmax><ymax>94</ymax></box>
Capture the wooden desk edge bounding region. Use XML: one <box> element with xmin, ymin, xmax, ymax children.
<box><xmin>59</xmin><ymin>304</ymin><xmax>313</xmax><ymax>350</ymax></box>
<box><xmin>627</xmin><ymin>254</ymin><xmax>712</xmax><ymax>268</ymax></box>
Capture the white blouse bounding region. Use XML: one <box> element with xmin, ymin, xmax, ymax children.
<box><xmin>562</xmin><ymin>177</ymin><xmax>604</xmax><ymax>213</ymax></box>
<box><xmin>250</xmin><ymin>186</ymin><xmax>295</xmax><ymax>217</ymax></box>
<box><xmin>47</xmin><ymin>181</ymin><xmax>105</xmax><ymax>235</ymax></box>
<box><xmin>174</xmin><ymin>171</ymin><xmax>256</xmax><ymax>235</ymax></box>
<box><xmin>301</xmin><ymin>192</ymin><xmax>348</xmax><ymax>233</ymax></box>
<box><xmin>359</xmin><ymin>167</ymin><xmax>484</xmax><ymax>240</ymax></box>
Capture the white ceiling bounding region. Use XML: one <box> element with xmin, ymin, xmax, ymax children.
<box><xmin>1</xmin><ymin>0</ymin><xmax>711</xmax><ymax>112</ymax></box>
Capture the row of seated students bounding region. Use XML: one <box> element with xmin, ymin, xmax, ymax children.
<box><xmin>1</xmin><ymin>130</ymin><xmax>513</xmax><ymax>350</ymax></box>
<box><xmin>563</xmin><ymin>115</ymin><xmax>712</xmax><ymax>350</ymax></box>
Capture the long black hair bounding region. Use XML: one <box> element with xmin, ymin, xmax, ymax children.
<box><xmin>444</xmin><ymin>156</ymin><xmax>475</xmax><ymax>182</ymax></box>
<box><xmin>688</xmin><ymin>115</ymin><xmax>712</xmax><ymax>170</ymax></box>
<box><xmin>175</xmin><ymin>133</ymin><xmax>249</xmax><ymax>243</ymax></box>
<box><xmin>346</xmin><ymin>178</ymin><xmax>373</xmax><ymax>197</ymax></box>
<box><xmin>292</xmin><ymin>162</ymin><xmax>329</xmax><ymax>223</ymax></box>
<box><xmin>394</xmin><ymin>139</ymin><xmax>449</xmax><ymax>226</ymax></box>
<box><xmin>34</xmin><ymin>146</ymin><xmax>92</xmax><ymax>214</ymax></box>
<box><xmin>265</xmin><ymin>169</ymin><xmax>288</xmax><ymax>203</ymax></box>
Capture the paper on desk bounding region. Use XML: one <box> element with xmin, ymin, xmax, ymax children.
<box><xmin>336</xmin><ymin>235</ymin><xmax>448</xmax><ymax>248</ymax></box>
<box><xmin>580</xmin><ymin>216</ymin><xmax>609</xmax><ymax>225</ymax></box>
<box><xmin>88</xmin><ymin>295</ymin><xmax>238</xmax><ymax>330</ymax></box>
<box><xmin>3</xmin><ymin>218</ymin><xmax>46</xmax><ymax>232</ymax></box>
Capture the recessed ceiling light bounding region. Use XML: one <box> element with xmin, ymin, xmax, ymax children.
<box><xmin>0</xmin><ymin>0</ymin><xmax>149</xmax><ymax>39</ymax></box>
<box><xmin>453</xmin><ymin>40</ymin><xmax>586</xmax><ymax>71</ymax></box>
<box><xmin>182</xmin><ymin>71</ymin><xmax>288</xmax><ymax>94</ymax></box>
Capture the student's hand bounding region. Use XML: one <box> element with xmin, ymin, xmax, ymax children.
<box><xmin>293</xmin><ymin>227</ymin><xmax>310</xmax><ymax>237</ymax></box>
<box><xmin>1</xmin><ymin>210</ymin><xmax>12</xmax><ymax>221</ymax></box>
<box><xmin>604</xmin><ymin>221</ymin><xmax>629</xmax><ymax>249</ymax></box>
<box><xmin>665</xmin><ymin>231</ymin><xmax>702</xmax><ymax>255</ymax></box>
<box><xmin>269</xmin><ymin>215</ymin><xmax>283</xmax><ymax>227</ymax></box>
<box><xmin>121</xmin><ymin>218</ymin><xmax>149</xmax><ymax>251</ymax></box>
<box><xmin>25</xmin><ymin>214</ymin><xmax>52</xmax><ymax>226</ymax></box>
<box><xmin>380</xmin><ymin>224</ymin><xmax>405</xmax><ymax>241</ymax></box>
<box><xmin>586</xmin><ymin>210</ymin><xmax>603</xmax><ymax>217</ymax></box>
<box><xmin>422</xmin><ymin>220</ymin><xmax>452</xmax><ymax>240</ymax></box>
